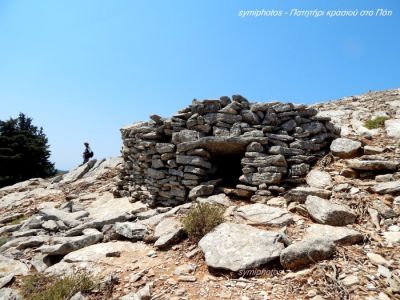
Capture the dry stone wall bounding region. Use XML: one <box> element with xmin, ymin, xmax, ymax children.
<box><xmin>117</xmin><ymin>95</ymin><xmax>340</xmax><ymax>206</ymax></box>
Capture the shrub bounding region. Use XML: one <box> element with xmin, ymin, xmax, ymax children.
<box><xmin>182</xmin><ymin>202</ymin><xmax>225</xmax><ymax>241</ymax></box>
<box><xmin>0</xmin><ymin>235</ymin><xmax>7</xmax><ymax>247</ymax></box>
<box><xmin>20</xmin><ymin>272</ymin><xmax>96</xmax><ymax>300</ymax></box>
<box><xmin>10</xmin><ymin>215</ymin><xmax>27</xmax><ymax>225</ymax></box>
<box><xmin>364</xmin><ymin>116</ymin><xmax>388</xmax><ymax>129</ymax></box>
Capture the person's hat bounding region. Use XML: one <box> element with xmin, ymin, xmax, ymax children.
<box><xmin>84</xmin><ymin>142</ymin><xmax>89</xmax><ymax>145</ymax></box>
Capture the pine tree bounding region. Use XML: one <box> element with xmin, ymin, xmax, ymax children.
<box><xmin>0</xmin><ymin>113</ymin><xmax>56</xmax><ymax>187</ymax></box>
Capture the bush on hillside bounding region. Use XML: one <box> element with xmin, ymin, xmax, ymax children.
<box><xmin>182</xmin><ymin>202</ymin><xmax>225</xmax><ymax>241</ymax></box>
<box><xmin>364</xmin><ymin>116</ymin><xmax>388</xmax><ymax>129</ymax></box>
<box><xmin>21</xmin><ymin>272</ymin><xmax>97</xmax><ymax>300</ymax></box>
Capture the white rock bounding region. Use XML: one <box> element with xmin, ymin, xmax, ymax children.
<box><xmin>306</xmin><ymin>170</ymin><xmax>333</xmax><ymax>189</ymax></box>
<box><xmin>199</xmin><ymin>223</ymin><xmax>284</xmax><ymax>272</ymax></box>
<box><xmin>330</xmin><ymin>138</ymin><xmax>361</xmax><ymax>158</ymax></box>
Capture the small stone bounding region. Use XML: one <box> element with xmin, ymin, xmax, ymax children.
<box><xmin>178</xmin><ymin>275</ymin><xmax>197</xmax><ymax>282</ymax></box>
<box><xmin>367</xmin><ymin>253</ymin><xmax>391</xmax><ymax>267</ymax></box>
<box><xmin>342</xmin><ymin>275</ymin><xmax>359</xmax><ymax>287</ymax></box>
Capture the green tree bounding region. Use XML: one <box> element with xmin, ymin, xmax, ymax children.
<box><xmin>0</xmin><ymin>113</ymin><xmax>56</xmax><ymax>187</ymax></box>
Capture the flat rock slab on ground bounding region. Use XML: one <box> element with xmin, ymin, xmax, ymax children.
<box><xmin>39</xmin><ymin>228</ymin><xmax>103</xmax><ymax>255</ymax></box>
<box><xmin>234</xmin><ymin>203</ymin><xmax>294</xmax><ymax>226</ymax></box>
<box><xmin>284</xmin><ymin>187</ymin><xmax>332</xmax><ymax>204</ymax></box>
<box><xmin>305</xmin><ymin>224</ymin><xmax>363</xmax><ymax>245</ymax></box>
<box><xmin>330</xmin><ymin>138</ymin><xmax>361</xmax><ymax>158</ymax></box>
<box><xmin>46</xmin><ymin>241</ymin><xmax>153</xmax><ymax>277</ymax></box>
<box><xmin>345</xmin><ymin>159</ymin><xmax>399</xmax><ymax>171</ymax></box>
<box><xmin>371</xmin><ymin>181</ymin><xmax>400</xmax><ymax>194</ymax></box>
<box><xmin>0</xmin><ymin>255</ymin><xmax>29</xmax><ymax>276</ymax></box>
<box><xmin>280</xmin><ymin>237</ymin><xmax>336</xmax><ymax>270</ymax></box>
<box><xmin>199</xmin><ymin>222</ymin><xmax>284</xmax><ymax>272</ymax></box>
<box><xmin>305</xmin><ymin>196</ymin><xmax>356</xmax><ymax>226</ymax></box>
<box><xmin>66</xmin><ymin>194</ymin><xmax>136</xmax><ymax>236</ymax></box>
<box><xmin>197</xmin><ymin>193</ymin><xmax>233</xmax><ymax>207</ymax></box>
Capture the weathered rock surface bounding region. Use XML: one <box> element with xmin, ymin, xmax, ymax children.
<box><xmin>285</xmin><ymin>187</ymin><xmax>332</xmax><ymax>203</ymax></box>
<box><xmin>0</xmin><ymin>255</ymin><xmax>29</xmax><ymax>275</ymax></box>
<box><xmin>306</xmin><ymin>170</ymin><xmax>333</xmax><ymax>189</ymax></box>
<box><xmin>39</xmin><ymin>228</ymin><xmax>103</xmax><ymax>255</ymax></box>
<box><xmin>234</xmin><ymin>204</ymin><xmax>294</xmax><ymax>226</ymax></box>
<box><xmin>199</xmin><ymin>223</ymin><xmax>284</xmax><ymax>271</ymax></box>
<box><xmin>196</xmin><ymin>193</ymin><xmax>233</xmax><ymax>207</ymax></box>
<box><xmin>345</xmin><ymin>159</ymin><xmax>399</xmax><ymax>171</ymax></box>
<box><xmin>305</xmin><ymin>224</ymin><xmax>363</xmax><ymax>245</ymax></box>
<box><xmin>153</xmin><ymin>217</ymin><xmax>184</xmax><ymax>249</ymax></box>
<box><xmin>371</xmin><ymin>181</ymin><xmax>400</xmax><ymax>194</ymax></box>
<box><xmin>330</xmin><ymin>138</ymin><xmax>361</xmax><ymax>158</ymax></box>
<box><xmin>113</xmin><ymin>222</ymin><xmax>148</xmax><ymax>240</ymax></box>
<box><xmin>280</xmin><ymin>237</ymin><xmax>335</xmax><ymax>269</ymax></box>
<box><xmin>305</xmin><ymin>196</ymin><xmax>356</xmax><ymax>226</ymax></box>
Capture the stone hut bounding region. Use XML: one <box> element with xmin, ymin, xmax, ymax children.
<box><xmin>116</xmin><ymin>95</ymin><xmax>340</xmax><ymax>206</ymax></box>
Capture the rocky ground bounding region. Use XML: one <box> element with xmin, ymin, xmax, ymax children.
<box><xmin>1</xmin><ymin>89</ymin><xmax>400</xmax><ymax>300</ymax></box>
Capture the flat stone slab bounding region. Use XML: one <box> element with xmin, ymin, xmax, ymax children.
<box><xmin>371</xmin><ymin>181</ymin><xmax>400</xmax><ymax>194</ymax></box>
<box><xmin>345</xmin><ymin>159</ymin><xmax>399</xmax><ymax>171</ymax></box>
<box><xmin>39</xmin><ymin>228</ymin><xmax>103</xmax><ymax>255</ymax></box>
<box><xmin>305</xmin><ymin>196</ymin><xmax>356</xmax><ymax>226</ymax></box>
<box><xmin>0</xmin><ymin>255</ymin><xmax>29</xmax><ymax>276</ymax></box>
<box><xmin>280</xmin><ymin>237</ymin><xmax>335</xmax><ymax>270</ymax></box>
<box><xmin>199</xmin><ymin>222</ymin><xmax>284</xmax><ymax>272</ymax></box>
<box><xmin>285</xmin><ymin>186</ymin><xmax>332</xmax><ymax>203</ymax></box>
<box><xmin>197</xmin><ymin>194</ymin><xmax>233</xmax><ymax>207</ymax></box>
<box><xmin>305</xmin><ymin>224</ymin><xmax>363</xmax><ymax>245</ymax></box>
<box><xmin>235</xmin><ymin>204</ymin><xmax>294</xmax><ymax>226</ymax></box>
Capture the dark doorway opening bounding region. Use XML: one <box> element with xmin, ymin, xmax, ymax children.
<box><xmin>209</xmin><ymin>153</ymin><xmax>243</xmax><ymax>188</ymax></box>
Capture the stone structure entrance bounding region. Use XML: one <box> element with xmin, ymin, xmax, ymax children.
<box><xmin>116</xmin><ymin>96</ymin><xmax>339</xmax><ymax>206</ymax></box>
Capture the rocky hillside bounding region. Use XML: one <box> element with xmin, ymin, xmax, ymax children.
<box><xmin>0</xmin><ymin>89</ymin><xmax>399</xmax><ymax>300</ymax></box>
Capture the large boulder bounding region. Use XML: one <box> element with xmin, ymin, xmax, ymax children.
<box><xmin>280</xmin><ymin>237</ymin><xmax>335</xmax><ymax>270</ymax></box>
<box><xmin>305</xmin><ymin>196</ymin><xmax>356</xmax><ymax>226</ymax></box>
<box><xmin>199</xmin><ymin>223</ymin><xmax>284</xmax><ymax>272</ymax></box>
<box><xmin>234</xmin><ymin>204</ymin><xmax>294</xmax><ymax>226</ymax></box>
<box><xmin>330</xmin><ymin>138</ymin><xmax>361</xmax><ymax>159</ymax></box>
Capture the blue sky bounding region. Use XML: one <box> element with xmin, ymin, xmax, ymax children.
<box><xmin>0</xmin><ymin>0</ymin><xmax>399</xmax><ymax>170</ymax></box>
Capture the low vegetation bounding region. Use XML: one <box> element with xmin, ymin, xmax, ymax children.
<box><xmin>20</xmin><ymin>272</ymin><xmax>97</xmax><ymax>300</ymax></box>
<box><xmin>183</xmin><ymin>202</ymin><xmax>225</xmax><ymax>241</ymax></box>
<box><xmin>364</xmin><ymin>116</ymin><xmax>388</xmax><ymax>129</ymax></box>
<box><xmin>0</xmin><ymin>235</ymin><xmax>7</xmax><ymax>247</ymax></box>
<box><xmin>10</xmin><ymin>215</ymin><xmax>28</xmax><ymax>225</ymax></box>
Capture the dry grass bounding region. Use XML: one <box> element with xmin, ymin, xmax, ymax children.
<box><xmin>20</xmin><ymin>272</ymin><xmax>97</xmax><ymax>300</ymax></box>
